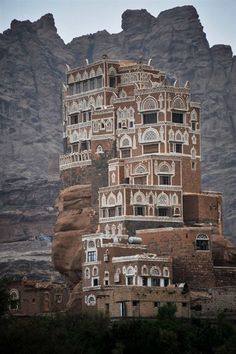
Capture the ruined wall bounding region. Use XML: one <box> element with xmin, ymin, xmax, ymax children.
<box><xmin>190</xmin><ymin>287</ymin><xmax>236</xmax><ymax>318</ymax></box>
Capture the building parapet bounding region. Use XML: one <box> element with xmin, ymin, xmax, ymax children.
<box><xmin>99</xmin><ymin>216</ymin><xmax>183</xmax><ymax>223</ymax></box>
<box><xmin>67</xmin><ymin>121</ymin><xmax>92</xmax><ymax>129</ymax></box>
<box><xmin>112</xmin><ymin>254</ymin><xmax>171</xmax><ymax>263</ymax></box>
<box><xmin>99</xmin><ymin>184</ymin><xmax>183</xmax><ymax>192</ymax></box>
<box><xmin>134</xmin><ymin>85</ymin><xmax>190</xmax><ymax>96</ymax></box>
<box><xmin>113</xmin><ymin>96</ymin><xmax>135</xmax><ymax>104</ymax></box>
<box><xmin>190</xmin><ymin>101</ymin><xmax>201</xmax><ymax>108</ymax></box>
<box><xmin>59</xmin><ymin>151</ymin><xmax>91</xmax><ymax>171</ymax></box>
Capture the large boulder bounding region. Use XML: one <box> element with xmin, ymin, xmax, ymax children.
<box><xmin>52</xmin><ymin>185</ymin><xmax>97</xmax><ymax>283</ymax></box>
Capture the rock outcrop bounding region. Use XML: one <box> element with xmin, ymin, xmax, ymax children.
<box><xmin>1</xmin><ymin>6</ymin><xmax>236</xmax><ymax>280</ymax></box>
<box><xmin>52</xmin><ymin>185</ymin><xmax>97</xmax><ymax>283</ymax></box>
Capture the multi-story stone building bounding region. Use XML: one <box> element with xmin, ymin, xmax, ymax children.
<box><xmin>58</xmin><ymin>56</ymin><xmax>236</xmax><ymax>318</ymax></box>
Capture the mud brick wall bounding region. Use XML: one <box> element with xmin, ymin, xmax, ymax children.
<box><xmin>137</xmin><ymin>227</ymin><xmax>216</xmax><ymax>288</ymax></box>
<box><xmin>183</xmin><ymin>193</ymin><xmax>222</xmax><ymax>226</ymax></box>
<box><xmin>83</xmin><ymin>286</ymin><xmax>190</xmax><ymax>318</ymax></box>
<box><xmin>214</xmin><ymin>267</ymin><xmax>236</xmax><ymax>287</ymax></box>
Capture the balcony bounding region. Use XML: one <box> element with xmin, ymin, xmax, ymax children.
<box><xmin>59</xmin><ymin>151</ymin><xmax>92</xmax><ymax>171</ymax></box>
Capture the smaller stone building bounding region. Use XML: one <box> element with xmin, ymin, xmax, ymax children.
<box><xmin>8</xmin><ymin>279</ymin><xmax>69</xmax><ymax>316</ymax></box>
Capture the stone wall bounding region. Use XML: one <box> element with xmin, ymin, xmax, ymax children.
<box><xmin>137</xmin><ymin>227</ymin><xmax>216</xmax><ymax>288</ymax></box>
<box><xmin>83</xmin><ymin>286</ymin><xmax>190</xmax><ymax>318</ymax></box>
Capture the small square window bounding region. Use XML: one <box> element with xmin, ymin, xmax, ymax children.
<box><xmin>127</xmin><ymin>276</ymin><xmax>134</xmax><ymax>285</ymax></box>
<box><xmin>135</xmin><ymin>206</ymin><xmax>145</xmax><ymax>216</ymax></box>
<box><xmin>142</xmin><ymin>277</ymin><xmax>148</xmax><ymax>286</ymax></box>
<box><xmin>172</xmin><ymin>112</ymin><xmax>183</xmax><ymax>124</ymax></box>
<box><xmin>93</xmin><ymin>278</ymin><xmax>99</xmax><ymax>286</ymax></box>
<box><xmin>160</xmin><ymin>175</ymin><xmax>171</xmax><ymax>185</ymax></box>
<box><xmin>175</xmin><ymin>143</ymin><xmax>182</xmax><ymax>153</ymax></box>
<box><xmin>87</xmin><ymin>251</ymin><xmax>97</xmax><ymax>262</ymax></box>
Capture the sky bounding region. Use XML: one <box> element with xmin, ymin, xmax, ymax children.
<box><xmin>1</xmin><ymin>0</ymin><xmax>236</xmax><ymax>54</ymax></box>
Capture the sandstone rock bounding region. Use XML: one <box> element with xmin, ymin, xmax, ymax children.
<box><xmin>52</xmin><ymin>185</ymin><xmax>96</xmax><ymax>283</ymax></box>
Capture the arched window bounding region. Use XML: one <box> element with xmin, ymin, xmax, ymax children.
<box><xmin>85</xmin><ymin>267</ymin><xmax>90</xmax><ymax>279</ymax></box>
<box><xmin>82</xmin><ymin>99</ymin><xmax>87</xmax><ymax>110</ymax></box>
<box><xmin>119</xmin><ymin>89</ymin><xmax>127</xmax><ymax>98</ymax></box>
<box><xmin>184</xmin><ymin>131</ymin><xmax>189</xmax><ymax>144</ymax></box>
<box><xmin>88</xmin><ymin>240</ymin><xmax>95</xmax><ymax>248</ymax></box>
<box><xmin>142</xmin><ymin>128</ymin><xmax>159</xmax><ymax>143</ymax></box>
<box><xmin>141</xmin><ymin>265</ymin><xmax>148</xmax><ymax>275</ymax></box>
<box><xmin>135</xmin><ymin>164</ymin><xmax>147</xmax><ymax>175</ymax></box>
<box><xmin>92</xmin><ymin>266</ymin><xmax>98</xmax><ymax>276</ymax></box>
<box><xmin>159</xmin><ymin>163</ymin><xmax>171</xmax><ymax>174</ymax></box>
<box><xmin>82</xmin><ymin>71</ymin><xmax>88</xmax><ymax>80</ymax></box>
<box><xmin>150</xmin><ymin>266</ymin><xmax>161</xmax><ymax>276</ymax></box>
<box><xmin>172</xmin><ymin>97</ymin><xmax>185</xmax><ymax>110</ymax></box>
<box><xmin>96</xmin><ymin>66</ymin><xmax>103</xmax><ymax>76</ymax></box>
<box><xmin>191</xmin><ymin>109</ymin><xmax>197</xmax><ymax>121</ymax></box>
<box><xmin>158</xmin><ymin>163</ymin><xmax>172</xmax><ymax>186</ymax></box>
<box><xmin>9</xmin><ymin>289</ymin><xmax>20</xmax><ymax>311</ymax></box>
<box><xmin>105</xmin><ymin>224</ymin><xmax>110</xmax><ymax>235</ymax></box>
<box><xmin>191</xmin><ymin>147</ymin><xmax>196</xmax><ymax>160</ymax></box>
<box><xmin>71</xmin><ymin>131</ymin><xmax>79</xmax><ymax>143</ymax></box>
<box><xmin>68</xmin><ymin>74</ymin><xmax>74</xmax><ymax>84</ymax></box>
<box><xmin>117</xmin><ymin>191</ymin><xmax>123</xmax><ymax>205</ymax></box>
<box><xmin>70</xmin><ymin>101</ymin><xmax>78</xmax><ymax>114</ymax></box>
<box><xmin>157</xmin><ymin>193</ymin><xmax>169</xmax><ymax>206</ymax></box>
<box><xmin>134</xmin><ymin>191</ymin><xmax>146</xmax><ymax>205</ymax></box>
<box><xmin>107</xmin><ymin>193</ymin><xmax>116</xmax><ymax>206</ymax></box>
<box><xmin>141</xmin><ymin>96</ymin><xmax>157</xmax><ymax>111</ymax></box>
<box><xmin>96</xmin><ymin>95</ymin><xmax>103</xmax><ymax>107</ymax></box>
<box><xmin>172</xmin><ymin>193</ymin><xmax>178</xmax><ymax>205</ymax></box>
<box><xmin>87</xmin><ymin>294</ymin><xmax>96</xmax><ymax>306</ymax></box>
<box><xmin>75</xmin><ymin>72</ymin><xmax>81</xmax><ymax>81</ymax></box>
<box><xmin>108</xmin><ymin>67</ymin><xmax>117</xmax><ymax>88</ymax></box>
<box><xmin>96</xmin><ymin>145</ymin><xmax>104</xmax><ymax>154</ymax></box>
<box><xmin>196</xmin><ymin>234</ymin><xmax>209</xmax><ymax>251</ymax></box>
<box><xmin>163</xmin><ymin>267</ymin><xmax>169</xmax><ymax>277</ymax></box>
<box><xmin>120</xmin><ymin>136</ymin><xmax>132</xmax><ymax>148</ymax></box>
<box><xmin>111</xmin><ymin>224</ymin><xmax>116</xmax><ymax>235</ymax></box>
<box><xmin>106</xmin><ymin>119</ymin><xmax>112</xmax><ymax>131</ymax></box>
<box><xmin>126</xmin><ymin>266</ymin><xmax>135</xmax><ymax>285</ymax></box>
<box><xmin>88</xmin><ymin>96</ymin><xmax>95</xmax><ymax>108</ymax></box>
<box><xmin>175</xmin><ymin>131</ymin><xmax>183</xmax><ymax>141</ymax></box>
<box><xmin>89</xmin><ymin>69</ymin><xmax>95</xmax><ymax>78</ymax></box>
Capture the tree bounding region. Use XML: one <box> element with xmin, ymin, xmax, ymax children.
<box><xmin>0</xmin><ymin>277</ymin><xmax>10</xmax><ymax>317</ymax></box>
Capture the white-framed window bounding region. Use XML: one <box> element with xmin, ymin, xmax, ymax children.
<box><xmin>92</xmin><ymin>266</ymin><xmax>98</xmax><ymax>277</ymax></box>
<box><xmin>196</xmin><ymin>234</ymin><xmax>209</xmax><ymax>251</ymax></box>
<box><xmin>126</xmin><ymin>266</ymin><xmax>135</xmax><ymax>285</ymax></box>
<box><xmin>92</xmin><ymin>277</ymin><xmax>99</xmax><ymax>287</ymax></box>
<box><xmin>163</xmin><ymin>267</ymin><xmax>169</xmax><ymax>277</ymax></box>
<box><xmin>9</xmin><ymin>289</ymin><xmax>20</xmax><ymax>311</ymax></box>
<box><xmin>87</xmin><ymin>251</ymin><xmax>97</xmax><ymax>262</ymax></box>
<box><xmin>85</xmin><ymin>267</ymin><xmax>91</xmax><ymax>279</ymax></box>
<box><xmin>87</xmin><ymin>294</ymin><xmax>96</xmax><ymax>306</ymax></box>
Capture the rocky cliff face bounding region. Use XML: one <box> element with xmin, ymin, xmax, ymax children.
<box><xmin>1</xmin><ymin>6</ymin><xmax>236</xmax><ymax>279</ymax></box>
